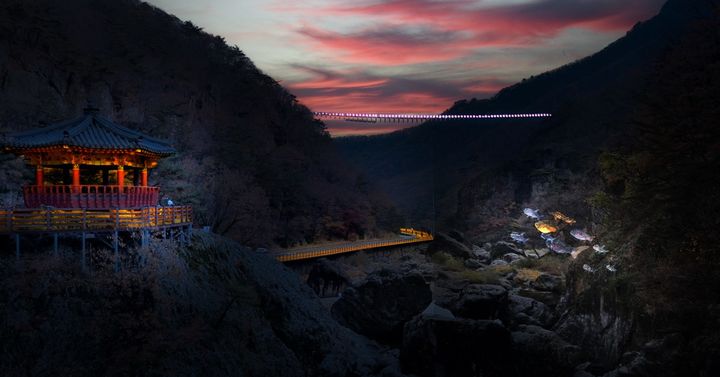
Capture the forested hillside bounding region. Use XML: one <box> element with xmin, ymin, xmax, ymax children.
<box><xmin>0</xmin><ymin>0</ymin><xmax>400</xmax><ymax>248</ymax></box>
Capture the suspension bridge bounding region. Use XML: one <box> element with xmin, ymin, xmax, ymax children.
<box><xmin>313</xmin><ymin>111</ymin><xmax>552</xmax><ymax>123</ymax></box>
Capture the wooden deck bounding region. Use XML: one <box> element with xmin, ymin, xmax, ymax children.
<box><xmin>0</xmin><ymin>206</ymin><xmax>192</xmax><ymax>234</ymax></box>
<box><xmin>272</xmin><ymin>228</ymin><xmax>433</xmax><ymax>262</ymax></box>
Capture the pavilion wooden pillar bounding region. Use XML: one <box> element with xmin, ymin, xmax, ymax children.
<box><xmin>72</xmin><ymin>164</ymin><xmax>81</xmax><ymax>188</ymax></box>
<box><xmin>35</xmin><ymin>165</ymin><xmax>44</xmax><ymax>186</ymax></box>
<box><xmin>117</xmin><ymin>166</ymin><xmax>125</xmax><ymax>188</ymax></box>
<box><xmin>141</xmin><ymin>168</ymin><xmax>148</xmax><ymax>187</ymax></box>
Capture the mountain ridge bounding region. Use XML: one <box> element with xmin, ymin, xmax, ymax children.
<box><xmin>335</xmin><ymin>0</ymin><xmax>718</xmax><ymax>233</ymax></box>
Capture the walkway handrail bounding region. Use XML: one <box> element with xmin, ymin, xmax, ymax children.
<box><xmin>275</xmin><ymin>227</ymin><xmax>433</xmax><ymax>262</ymax></box>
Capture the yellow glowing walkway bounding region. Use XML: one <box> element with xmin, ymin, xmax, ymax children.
<box><xmin>272</xmin><ymin>228</ymin><xmax>433</xmax><ymax>262</ymax></box>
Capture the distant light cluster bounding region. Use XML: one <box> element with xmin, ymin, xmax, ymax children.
<box><xmin>314</xmin><ymin>111</ymin><xmax>552</xmax><ymax>121</ymax></box>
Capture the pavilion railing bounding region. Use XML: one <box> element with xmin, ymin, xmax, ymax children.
<box><xmin>0</xmin><ymin>206</ymin><xmax>192</xmax><ymax>234</ymax></box>
<box><xmin>23</xmin><ymin>185</ymin><xmax>160</xmax><ymax>209</ymax></box>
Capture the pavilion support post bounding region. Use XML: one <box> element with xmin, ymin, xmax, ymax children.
<box><xmin>53</xmin><ymin>233</ymin><xmax>58</xmax><ymax>256</ymax></box>
<box><xmin>36</xmin><ymin>165</ymin><xmax>44</xmax><ymax>186</ymax></box>
<box><xmin>72</xmin><ymin>164</ymin><xmax>80</xmax><ymax>189</ymax></box>
<box><xmin>15</xmin><ymin>234</ymin><xmax>20</xmax><ymax>260</ymax></box>
<box><xmin>141</xmin><ymin>229</ymin><xmax>149</xmax><ymax>248</ymax></box>
<box><xmin>117</xmin><ymin>166</ymin><xmax>125</xmax><ymax>189</ymax></box>
<box><xmin>81</xmin><ymin>232</ymin><xmax>86</xmax><ymax>271</ymax></box>
<box><xmin>113</xmin><ymin>230</ymin><xmax>120</xmax><ymax>272</ymax></box>
<box><xmin>141</xmin><ymin>168</ymin><xmax>148</xmax><ymax>187</ymax></box>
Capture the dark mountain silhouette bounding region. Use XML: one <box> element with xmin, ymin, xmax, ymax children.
<box><xmin>336</xmin><ymin>0</ymin><xmax>719</xmax><ymax>235</ymax></box>
<box><xmin>339</xmin><ymin>0</ymin><xmax>720</xmax><ymax>374</ymax></box>
<box><xmin>0</xmin><ymin>0</ymin><xmax>400</xmax><ymax>247</ymax></box>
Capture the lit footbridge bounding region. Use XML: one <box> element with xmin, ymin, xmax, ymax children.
<box><xmin>271</xmin><ymin>228</ymin><xmax>433</xmax><ymax>262</ymax></box>
<box><xmin>314</xmin><ymin>111</ymin><xmax>552</xmax><ymax>123</ymax></box>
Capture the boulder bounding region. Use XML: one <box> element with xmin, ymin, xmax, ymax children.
<box><xmin>532</xmin><ymin>273</ymin><xmax>563</xmax><ymax>292</ymax></box>
<box><xmin>331</xmin><ymin>269</ymin><xmax>432</xmax><ymax>344</ymax></box>
<box><xmin>436</xmin><ymin>283</ymin><xmax>508</xmax><ymax>320</ymax></box>
<box><xmin>401</xmin><ymin>316</ymin><xmax>514</xmax><ymax>377</ymax></box>
<box><xmin>501</xmin><ymin>294</ymin><xmax>556</xmax><ymax>329</ymax></box>
<box><xmin>420</xmin><ymin>302</ymin><xmax>455</xmax><ymax>320</ymax></box>
<box><xmin>490</xmin><ymin>259</ymin><xmax>509</xmax><ymax>267</ymax></box>
<box><xmin>447</xmin><ymin>229</ymin><xmax>466</xmax><ymax>243</ymax></box>
<box><xmin>535</xmin><ymin>248</ymin><xmax>551</xmax><ymax>258</ymax></box>
<box><xmin>512</xmin><ymin>325</ymin><xmax>584</xmax><ymax>377</ymax></box>
<box><xmin>306</xmin><ymin>258</ymin><xmax>351</xmax><ymax>297</ymax></box>
<box><xmin>432</xmin><ymin>279</ymin><xmax>467</xmax><ymax>309</ymax></box>
<box><xmin>503</xmin><ymin>252</ymin><xmax>526</xmax><ymax>264</ymax></box>
<box><xmin>598</xmin><ymin>334</ymin><xmax>686</xmax><ymax>377</ymax></box>
<box><xmin>463</xmin><ymin>258</ymin><xmax>484</xmax><ymax>269</ymax></box>
<box><xmin>491</xmin><ymin>241</ymin><xmax>523</xmax><ymax>259</ymax></box>
<box><xmin>523</xmin><ymin>248</ymin><xmax>550</xmax><ymax>259</ymax></box>
<box><xmin>472</xmin><ymin>244</ymin><xmax>492</xmax><ymax>262</ymax></box>
<box><xmin>427</xmin><ymin>233</ymin><xmax>473</xmax><ymax>259</ymax></box>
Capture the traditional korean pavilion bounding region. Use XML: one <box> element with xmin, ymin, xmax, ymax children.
<box><xmin>0</xmin><ymin>107</ymin><xmax>192</xmax><ymax>261</ymax></box>
<box><xmin>2</xmin><ymin>106</ymin><xmax>174</xmax><ymax>208</ymax></box>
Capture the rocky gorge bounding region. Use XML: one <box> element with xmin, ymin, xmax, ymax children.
<box><xmin>302</xmin><ymin>218</ymin><xmax>714</xmax><ymax>377</ymax></box>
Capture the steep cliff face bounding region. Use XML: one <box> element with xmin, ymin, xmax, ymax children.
<box><xmin>0</xmin><ymin>0</ymin><xmax>400</xmax><ymax>247</ymax></box>
<box><xmin>0</xmin><ymin>234</ymin><xmax>403</xmax><ymax>376</ymax></box>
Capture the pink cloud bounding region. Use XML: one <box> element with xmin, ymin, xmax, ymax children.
<box><xmin>287</xmin><ymin>65</ymin><xmax>514</xmax><ymax>116</ymax></box>
<box><xmin>292</xmin><ymin>77</ymin><xmax>388</xmax><ymax>89</ymax></box>
<box><xmin>293</xmin><ymin>0</ymin><xmax>664</xmax><ymax>65</ymax></box>
<box><xmin>297</xmin><ymin>25</ymin><xmax>490</xmax><ymax>65</ymax></box>
<box><xmin>322</xmin><ymin>0</ymin><xmax>664</xmax><ymax>35</ymax></box>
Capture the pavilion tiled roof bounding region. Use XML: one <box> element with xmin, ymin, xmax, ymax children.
<box><xmin>1</xmin><ymin>108</ymin><xmax>176</xmax><ymax>156</ymax></box>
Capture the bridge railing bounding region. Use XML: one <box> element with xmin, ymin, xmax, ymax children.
<box><xmin>400</xmin><ymin>227</ymin><xmax>433</xmax><ymax>239</ymax></box>
<box><xmin>0</xmin><ymin>206</ymin><xmax>192</xmax><ymax>234</ymax></box>
<box><xmin>276</xmin><ymin>228</ymin><xmax>434</xmax><ymax>262</ymax></box>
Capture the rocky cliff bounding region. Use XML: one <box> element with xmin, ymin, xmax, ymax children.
<box><xmin>0</xmin><ymin>234</ymin><xmax>403</xmax><ymax>376</ymax></box>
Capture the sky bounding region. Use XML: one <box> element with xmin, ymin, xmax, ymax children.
<box><xmin>146</xmin><ymin>0</ymin><xmax>667</xmax><ymax>136</ymax></box>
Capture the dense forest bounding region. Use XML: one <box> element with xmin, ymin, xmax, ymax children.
<box><xmin>581</xmin><ymin>15</ymin><xmax>720</xmax><ymax>372</ymax></box>
<box><xmin>0</xmin><ymin>0</ymin><xmax>401</xmax><ymax>248</ymax></box>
